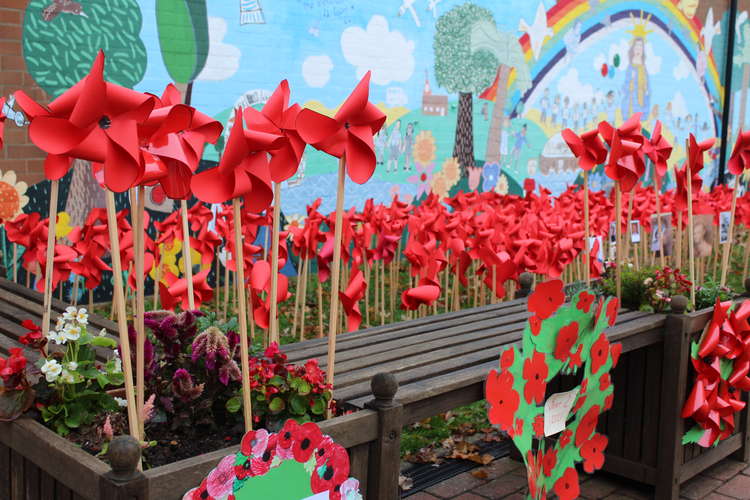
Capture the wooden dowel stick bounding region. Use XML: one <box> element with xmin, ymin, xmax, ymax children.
<box><xmin>298</xmin><ymin>257</ymin><xmax>309</xmax><ymax>341</ymax></box>
<box><xmin>720</xmin><ymin>175</ymin><xmax>741</xmax><ymax>286</ymax></box>
<box><xmin>686</xmin><ymin>160</ymin><xmax>696</xmax><ymax>306</ymax></box>
<box><xmin>583</xmin><ymin>171</ymin><xmax>590</xmax><ymax>287</ymax></box>
<box><xmin>232</xmin><ymin>198</ymin><xmax>253</xmax><ymax>432</ymax></box>
<box><xmin>269</xmin><ymin>183</ymin><xmax>282</xmax><ymax>344</ymax></box>
<box><xmin>41</xmin><ymin>179</ymin><xmax>59</xmax><ymax>340</ymax></box>
<box><xmin>615</xmin><ymin>181</ymin><xmax>622</xmax><ymax>300</ymax></box>
<box><xmin>105</xmin><ymin>190</ymin><xmax>140</xmax><ymax>445</ymax></box>
<box><xmin>654</xmin><ymin>180</ymin><xmax>664</xmax><ymax>268</ymax></box>
<box><xmin>326</xmin><ymin>158</ymin><xmax>346</xmax><ymax>392</ymax></box>
<box><xmin>135</xmin><ymin>185</ymin><xmax>146</xmax><ymax>438</ymax></box>
<box><xmin>180</xmin><ymin>200</ymin><xmax>195</xmax><ymax>310</ymax></box>
<box><xmin>12</xmin><ymin>243</ymin><xmax>17</xmax><ymax>283</ymax></box>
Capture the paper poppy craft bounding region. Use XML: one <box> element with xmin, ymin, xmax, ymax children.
<box><xmin>485</xmin><ymin>280</ymin><xmax>622</xmax><ymax>500</ymax></box>
<box><xmin>681</xmin><ymin>299</ymin><xmax>750</xmax><ymax>448</ymax></box>
<box><xmin>182</xmin><ymin>420</ymin><xmax>362</xmax><ymax>500</ymax></box>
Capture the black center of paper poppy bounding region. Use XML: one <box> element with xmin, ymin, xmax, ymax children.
<box><xmin>99</xmin><ymin>116</ymin><xmax>111</xmax><ymax>129</ymax></box>
<box><xmin>324</xmin><ymin>466</ymin><xmax>334</xmax><ymax>481</ymax></box>
<box><xmin>301</xmin><ymin>438</ymin><xmax>311</xmax><ymax>450</ymax></box>
<box><xmin>344</xmin><ymin>122</ymin><xmax>350</xmax><ymax>129</ymax></box>
<box><xmin>200</xmin><ymin>491</ymin><xmax>209</xmax><ymax>499</ymax></box>
<box><xmin>262</xmin><ymin>449</ymin><xmax>272</xmax><ymax>462</ymax></box>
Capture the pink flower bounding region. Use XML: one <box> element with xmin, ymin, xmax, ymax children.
<box><xmin>207</xmin><ymin>455</ymin><xmax>236</xmax><ymax>497</ymax></box>
<box><xmin>101</xmin><ymin>416</ymin><xmax>113</xmax><ymax>441</ymax></box>
<box><xmin>407</xmin><ymin>163</ymin><xmax>435</xmax><ymax>199</ymax></box>
<box><xmin>141</xmin><ymin>394</ymin><xmax>156</xmax><ymax>423</ymax></box>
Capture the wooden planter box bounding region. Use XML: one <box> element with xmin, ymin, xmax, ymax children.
<box><xmin>0</xmin><ymin>373</ymin><xmax>402</xmax><ymax>500</ymax></box>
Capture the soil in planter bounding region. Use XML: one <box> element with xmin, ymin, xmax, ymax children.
<box><xmin>141</xmin><ymin>421</ymin><xmax>246</xmax><ymax>468</ymax></box>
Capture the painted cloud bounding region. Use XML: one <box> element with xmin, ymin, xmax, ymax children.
<box><xmin>341</xmin><ymin>15</ymin><xmax>415</xmax><ymax>85</ymax></box>
<box><xmin>302</xmin><ymin>55</ymin><xmax>334</xmax><ymax>88</ymax></box>
<box><xmin>196</xmin><ymin>17</ymin><xmax>241</xmax><ymax>82</ymax></box>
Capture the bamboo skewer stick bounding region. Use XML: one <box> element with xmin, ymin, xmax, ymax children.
<box><xmin>180</xmin><ymin>200</ymin><xmax>195</xmax><ymax>310</ymax></box>
<box><xmin>615</xmin><ymin>181</ymin><xmax>622</xmax><ymax>300</ymax></box>
<box><xmin>720</xmin><ymin>174</ymin><xmax>741</xmax><ymax>286</ymax></box>
<box><xmin>41</xmin><ymin>180</ymin><xmax>59</xmax><ymax>340</ymax></box>
<box><xmin>583</xmin><ymin>171</ymin><xmax>590</xmax><ymax>287</ymax></box>
<box><xmin>105</xmin><ymin>190</ymin><xmax>141</xmax><ymax>446</ymax></box>
<box><xmin>134</xmin><ymin>185</ymin><xmax>146</xmax><ymax>438</ymax></box>
<box><xmin>326</xmin><ymin>158</ymin><xmax>347</xmax><ymax>395</ymax></box>
<box><xmin>686</xmin><ymin>161</ymin><xmax>696</xmax><ymax>306</ymax></box>
<box><xmin>298</xmin><ymin>257</ymin><xmax>309</xmax><ymax>341</ymax></box>
<box><xmin>269</xmin><ymin>183</ymin><xmax>282</xmax><ymax>344</ymax></box>
<box><xmin>232</xmin><ymin>199</ymin><xmax>253</xmax><ymax>432</ymax></box>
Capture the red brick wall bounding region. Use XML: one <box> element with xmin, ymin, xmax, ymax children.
<box><xmin>0</xmin><ymin>0</ymin><xmax>48</xmax><ymax>186</ymax></box>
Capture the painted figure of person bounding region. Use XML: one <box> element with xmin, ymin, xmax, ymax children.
<box><xmin>606</xmin><ymin>90</ymin><xmax>617</xmax><ymax>124</ymax></box>
<box><xmin>540</xmin><ymin>88</ymin><xmax>551</xmax><ymax>124</ymax></box>
<box><xmin>387</xmin><ymin>120</ymin><xmax>402</xmax><ymax>173</ymax></box>
<box><xmin>402</xmin><ymin>122</ymin><xmax>416</xmax><ymax>171</ymax></box>
<box><xmin>511</xmin><ymin>124</ymin><xmax>528</xmax><ymax>170</ymax></box>
<box><xmin>552</xmin><ymin>95</ymin><xmax>561</xmax><ymax>128</ymax></box>
<box><xmin>374</xmin><ymin>129</ymin><xmax>387</xmax><ymax>168</ymax></box>
<box><xmin>621</xmin><ymin>37</ymin><xmax>651</xmax><ymax>118</ymax></box>
<box><xmin>500</xmin><ymin>116</ymin><xmax>511</xmax><ymax>164</ymax></box>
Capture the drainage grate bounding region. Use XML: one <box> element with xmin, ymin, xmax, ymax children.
<box><xmin>400</xmin><ymin>440</ymin><xmax>512</xmax><ymax>497</ymax></box>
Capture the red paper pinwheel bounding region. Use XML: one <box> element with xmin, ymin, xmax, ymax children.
<box><xmin>687</xmin><ymin>133</ymin><xmax>715</xmax><ymax>175</ymax></box>
<box><xmin>191</xmin><ymin>108</ymin><xmax>283</xmax><ymax>211</ymax></box>
<box><xmin>296</xmin><ymin>72</ymin><xmax>386</xmax><ymax>184</ymax></box>
<box><xmin>643</xmin><ymin>120</ymin><xmax>672</xmax><ymax>179</ymax></box>
<box><xmin>401</xmin><ymin>282</ymin><xmax>441</xmax><ymax>310</ymax></box>
<box><xmin>159</xmin><ymin>268</ymin><xmax>213</xmax><ymax>311</ymax></box>
<box><xmin>728</xmin><ymin>130</ymin><xmax>750</xmax><ymax>176</ymax></box>
<box><xmin>0</xmin><ymin>96</ymin><xmax>6</xmax><ymax>150</ymax></box>
<box><xmin>15</xmin><ymin>51</ymin><xmax>155</xmax><ymax>191</ymax></box>
<box><xmin>338</xmin><ymin>268</ymin><xmax>367</xmax><ymax>332</ymax></box>
<box><xmin>243</xmin><ymin>80</ymin><xmax>306</xmax><ymax>183</ymax></box>
<box><xmin>561</xmin><ymin>129</ymin><xmax>607</xmax><ymax>171</ymax></box>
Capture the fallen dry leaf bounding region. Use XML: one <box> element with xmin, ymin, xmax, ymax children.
<box><xmin>399</xmin><ymin>475</ymin><xmax>414</xmax><ymax>490</ymax></box>
<box><xmin>471</xmin><ymin>468</ymin><xmax>489</xmax><ymax>480</ymax></box>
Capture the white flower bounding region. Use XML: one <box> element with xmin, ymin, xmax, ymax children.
<box><xmin>75</xmin><ymin>308</ymin><xmax>88</xmax><ymax>325</ymax></box>
<box><xmin>60</xmin><ymin>370</ymin><xmax>75</xmax><ymax>384</ymax></box>
<box><xmin>55</xmin><ymin>316</ymin><xmax>65</xmax><ymax>331</ymax></box>
<box><xmin>98</xmin><ymin>328</ymin><xmax>107</xmax><ymax>337</ymax></box>
<box><xmin>643</xmin><ymin>278</ymin><xmax>653</xmax><ymax>286</ymax></box>
<box><xmin>67</xmin><ymin>361</ymin><xmax>78</xmax><ymax>371</ymax></box>
<box><xmin>63</xmin><ymin>324</ymin><xmax>81</xmax><ymax>342</ymax></box>
<box><xmin>62</xmin><ymin>306</ymin><xmax>77</xmax><ymax>321</ymax></box>
<box><xmin>47</xmin><ymin>330</ymin><xmax>67</xmax><ymax>345</ymax></box>
<box><xmin>113</xmin><ymin>356</ymin><xmax>122</xmax><ymax>373</ymax></box>
<box><xmin>114</xmin><ymin>397</ymin><xmax>128</xmax><ymax>408</ymax></box>
<box><xmin>41</xmin><ymin>359</ymin><xmax>62</xmax><ymax>382</ymax></box>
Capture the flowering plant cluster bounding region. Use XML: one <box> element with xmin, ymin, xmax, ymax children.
<box><xmin>226</xmin><ymin>343</ymin><xmax>332</xmax><ymax>425</ymax></box>
<box><xmin>183</xmin><ymin>420</ymin><xmax>362</xmax><ymax>500</ymax></box>
<box><xmin>125</xmin><ymin>309</ymin><xmax>244</xmax><ymax>431</ymax></box>
<box><xmin>31</xmin><ymin>307</ymin><xmax>124</xmax><ymax>436</ymax></box>
<box><xmin>643</xmin><ymin>266</ymin><xmax>692</xmax><ymax>312</ymax></box>
<box><xmin>486</xmin><ymin>281</ymin><xmax>622</xmax><ymax>500</ymax></box>
<box><xmin>0</xmin><ymin>346</ymin><xmax>34</xmax><ymax>421</ymax></box>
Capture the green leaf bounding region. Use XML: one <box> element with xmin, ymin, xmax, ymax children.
<box><xmin>720</xmin><ymin>358</ymin><xmax>734</xmax><ymax>380</ymax></box>
<box><xmin>64</xmin><ymin>403</ymin><xmax>85</xmax><ymax>429</ymax></box>
<box><xmin>269</xmin><ymin>376</ymin><xmax>285</xmax><ymax>387</ymax></box>
<box><xmin>311</xmin><ymin>397</ymin><xmax>326</xmax><ymax>415</ymax></box>
<box><xmin>226</xmin><ymin>396</ymin><xmax>242</xmax><ymax>413</ymax></box>
<box><xmin>91</xmin><ymin>336</ymin><xmax>118</xmax><ymax>349</ymax></box>
<box><xmin>268</xmin><ymin>397</ymin><xmax>285</xmax><ymax>414</ymax></box>
<box><xmin>682</xmin><ymin>425</ymin><xmax>707</xmax><ymax>445</ymax></box>
<box><xmin>95</xmin><ymin>373</ymin><xmax>110</xmax><ymax>389</ymax></box>
<box><xmin>289</xmin><ymin>394</ymin><xmax>307</xmax><ymax>415</ymax></box>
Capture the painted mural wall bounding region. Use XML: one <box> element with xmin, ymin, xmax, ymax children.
<box><xmin>1</xmin><ymin>0</ymin><xmax>735</xmax><ymax>224</ymax></box>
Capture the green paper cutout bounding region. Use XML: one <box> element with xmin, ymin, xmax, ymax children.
<box><xmin>486</xmin><ymin>284</ymin><xmax>620</xmax><ymax>499</ymax></box>
<box><xmin>233</xmin><ymin>460</ymin><xmax>313</xmax><ymax>499</ymax></box>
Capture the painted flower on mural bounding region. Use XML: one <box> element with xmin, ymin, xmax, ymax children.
<box><xmin>482</xmin><ymin>162</ymin><xmax>500</xmax><ymax>192</ymax></box>
<box><xmin>412</xmin><ymin>130</ymin><xmax>437</xmax><ymax>166</ymax></box>
<box><xmin>495</xmin><ymin>174</ymin><xmax>509</xmax><ymax>195</ymax></box>
<box><xmin>407</xmin><ymin>162</ymin><xmax>435</xmax><ymax>199</ymax></box>
<box><xmin>284</xmin><ymin>214</ymin><xmax>305</xmax><ymax>232</ymax></box>
<box><xmin>442</xmin><ymin>157</ymin><xmax>461</xmax><ymax>186</ymax></box>
<box><xmin>430</xmin><ymin>172</ymin><xmax>451</xmax><ymax>199</ymax></box>
<box><xmin>389</xmin><ymin>184</ymin><xmax>413</xmax><ymax>203</ymax></box>
<box><xmin>0</xmin><ymin>170</ymin><xmax>29</xmax><ymax>221</ymax></box>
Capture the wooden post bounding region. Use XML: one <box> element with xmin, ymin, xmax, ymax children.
<box><xmin>720</xmin><ymin>175</ymin><xmax>741</xmax><ymax>286</ymax></box>
<box><xmin>105</xmin><ymin>191</ymin><xmax>141</xmax><ymax>444</ymax></box>
<box><xmin>269</xmin><ymin>182</ymin><xmax>282</xmax><ymax>344</ymax></box>
<box><xmin>100</xmin><ymin>436</ymin><xmax>147</xmax><ymax>499</ymax></box>
<box><xmin>326</xmin><ymin>157</ymin><xmax>347</xmax><ymax>391</ymax></box>
<box><xmin>233</xmin><ymin>199</ymin><xmax>253</xmax><ymax>432</ymax></box>
<box><xmin>180</xmin><ymin>200</ymin><xmax>195</xmax><ymax>310</ymax></box>
<box><xmin>655</xmin><ymin>295</ymin><xmax>689</xmax><ymax>500</ymax></box>
<box><xmin>41</xmin><ymin>179</ymin><xmax>59</xmax><ymax>340</ymax></box>
<box><xmin>364</xmin><ymin>372</ymin><xmax>402</xmax><ymax>500</ymax></box>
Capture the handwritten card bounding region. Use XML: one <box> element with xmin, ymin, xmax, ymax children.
<box><xmin>544</xmin><ymin>387</ymin><xmax>579</xmax><ymax>437</ymax></box>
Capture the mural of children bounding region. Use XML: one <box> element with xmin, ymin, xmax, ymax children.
<box><xmin>511</xmin><ymin>124</ymin><xmax>528</xmax><ymax>171</ymax></box>
<box><xmin>562</xmin><ymin>97</ymin><xmax>570</xmax><ymax>128</ymax></box>
<box><xmin>402</xmin><ymin>122</ymin><xmax>416</xmax><ymax>171</ymax></box>
<box><xmin>540</xmin><ymin>88</ymin><xmax>551</xmax><ymax>124</ymax></box>
<box><xmin>606</xmin><ymin>90</ymin><xmax>617</xmax><ymax>124</ymax></box>
<box><xmin>375</xmin><ymin>129</ymin><xmax>387</xmax><ymax>168</ymax></box>
<box><xmin>387</xmin><ymin>120</ymin><xmax>402</xmax><ymax>173</ymax></box>
<box><xmin>552</xmin><ymin>95</ymin><xmax>561</xmax><ymax>128</ymax></box>
<box><xmin>621</xmin><ymin>35</ymin><xmax>651</xmax><ymax>118</ymax></box>
<box><xmin>572</xmin><ymin>102</ymin><xmax>580</xmax><ymax>130</ymax></box>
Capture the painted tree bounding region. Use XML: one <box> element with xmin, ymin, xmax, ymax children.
<box><xmin>471</xmin><ymin>20</ymin><xmax>532</xmax><ymax>165</ymax></box>
<box><xmin>734</xmin><ymin>23</ymin><xmax>750</xmax><ymax>134</ymax></box>
<box><xmin>156</xmin><ymin>0</ymin><xmax>209</xmax><ymax>104</ymax></box>
<box><xmin>434</xmin><ymin>4</ymin><xmax>498</xmax><ymax>174</ymax></box>
<box><xmin>23</xmin><ymin>0</ymin><xmax>147</xmax><ymax>98</ymax></box>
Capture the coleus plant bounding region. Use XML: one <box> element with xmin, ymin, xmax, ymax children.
<box><xmin>485</xmin><ymin>280</ymin><xmax>622</xmax><ymax>499</ymax></box>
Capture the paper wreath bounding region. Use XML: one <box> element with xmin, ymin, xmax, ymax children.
<box><xmin>682</xmin><ymin>299</ymin><xmax>750</xmax><ymax>447</ymax></box>
<box><xmin>183</xmin><ymin>420</ymin><xmax>362</xmax><ymax>500</ymax></box>
<box><xmin>485</xmin><ymin>281</ymin><xmax>621</xmax><ymax>500</ymax></box>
